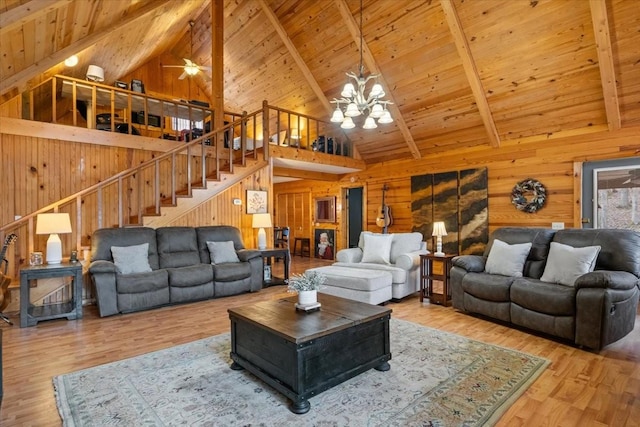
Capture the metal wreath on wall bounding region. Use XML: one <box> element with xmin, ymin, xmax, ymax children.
<box><xmin>511</xmin><ymin>178</ymin><xmax>547</xmax><ymax>213</ymax></box>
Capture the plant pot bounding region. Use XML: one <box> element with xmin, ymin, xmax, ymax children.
<box><xmin>298</xmin><ymin>290</ymin><xmax>317</xmax><ymax>306</ymax></box>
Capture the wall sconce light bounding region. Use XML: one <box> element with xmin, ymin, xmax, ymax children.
<box><xmin>86</xmin><ymin>65</ymin><xmax>104</xmax><ymax>82</ymax></box>
<box><xmin>36</xmin><ymin>213</ymin><xmax>72</xmax><ymax>264</ymax></box>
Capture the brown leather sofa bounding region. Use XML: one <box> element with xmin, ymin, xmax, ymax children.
<box><xmin>450</xmin><ymin>227</ymin><xmax>640</xmax><ymax>350</ymax></box>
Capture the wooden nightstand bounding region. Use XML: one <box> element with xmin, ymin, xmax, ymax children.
<box><xmin>420</xmin><ymin>254</ymin><xmax>455</xmax><ymax>306</ymax></box>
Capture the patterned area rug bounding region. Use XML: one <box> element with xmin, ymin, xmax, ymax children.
<box><xmin>54</xmin><ymin>319</ymin><xmax>549</xmax><ymax>426</ymax></box>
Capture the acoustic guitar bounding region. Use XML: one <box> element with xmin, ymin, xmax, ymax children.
<box><xmin>375</xmin><ymin>184</ymin><xmax>393</xmax><ymax>233</ymax></box>
<box><xmin>0</xmin><ymin>233</ymin><xmax>17</xmax><ymax>325</ymax></box>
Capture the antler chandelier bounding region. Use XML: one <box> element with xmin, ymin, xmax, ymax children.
<box><xmin>330</xmin><ymin>0</ymin><xmax>393</xmax><ymax>130</ymax></box>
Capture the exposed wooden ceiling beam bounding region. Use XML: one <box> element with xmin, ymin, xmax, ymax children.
<box><xmin>257</xmin><ymin>0</ymin><xmax>333</xmax><ymax>114</ymax></box>
<box><xmin>589</xmin><ymin>0</ymin><xmax>621</xmax><ymax>131</ymax></box>
<box><xmin>0</xmin><ymin>0</ymin><xmax>167</xmax><ymax>97</ymax></box>
<box><xmin>335</xmin><ymin>0</ymin><xmax>421</xmax><ymax>160</ymax></box>
<box><xmin>0</xmin><ymin>0</ymin><xmax>72</xmax><ymax>36</ymax></box>
<box><xmin>440</xmin><ymin>0</ymin><xmax>501</xmax><ymax>148</ymax></box>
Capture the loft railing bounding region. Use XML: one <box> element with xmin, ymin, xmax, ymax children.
<box><xmin>1</xmin><ymin>90</ymin><xmax>353</xmax><ymax>287</ymax></box>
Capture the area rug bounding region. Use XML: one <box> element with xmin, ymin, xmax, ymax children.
<box><xmin>53</xmin><ymin>319</ymin><xmax>549</xmax><ymax>426</ymax></box>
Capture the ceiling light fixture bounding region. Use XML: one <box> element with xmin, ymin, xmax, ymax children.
<box><xmin>64</xmin><ymin>55</ymin><xmax>78</xmax><ymax>67</ymax></box>
<box><xmin>330</xmin><ymin>0</ymin><xmax>393</xmax><ymax>130</ymax></box>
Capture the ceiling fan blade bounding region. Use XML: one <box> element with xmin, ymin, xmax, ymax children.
<box><xmin>200</xmin><ymin>66</ymin><xmax>212</xmax><ymax>71</ymax></box>
<box><xmin>184</xmin><ymin>58</ymin><xmax>195</xmax><ymax>66</ymax></box>
<box><xmin>162</xmin><ymin>65</ymin><xmax>184</xmax><ymax>68</ymax></box>
<box><xmin>178</xmin><ymin>71</ymin><xmax>188</xmax><ymax>80</ymax></box>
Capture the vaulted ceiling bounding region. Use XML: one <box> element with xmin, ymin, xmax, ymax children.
<box><xmin>1</xmin><ymin>0</ymin><xmax>639</xmax><ymax>165</ymax></box>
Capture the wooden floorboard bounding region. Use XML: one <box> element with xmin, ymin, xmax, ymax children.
<box><xmin>1</xmin><ymin>255</ymin><xmax>639</xmax><ymax>426</ymax></box>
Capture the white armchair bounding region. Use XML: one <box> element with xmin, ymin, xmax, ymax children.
<box><xmin>334</xmin><ymin>231</ymin><xmax>428</xmax><ymax>300</ymax></box>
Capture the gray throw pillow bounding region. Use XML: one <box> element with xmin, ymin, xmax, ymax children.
<box><xmin>484</xmin><ymin>239</ymin><xmax>532</xmax><ymax>277</ymax></box>
<box><xmin>540</xmin><ymin>242</ymin><xmax>601</xmax><ymax>286</ymax></box>
<box><xmin>111</xmin><ymin>243</ymin><xmax>152</xmax><ymax>275</ymax></box>
<box><xmin>207</xmin><ymin>241</ymin><xmax>240</xmax><ymax>264</ymax></box>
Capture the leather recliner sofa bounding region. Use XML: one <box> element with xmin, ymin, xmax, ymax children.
<box><xmin>450</xmin><ymin>227</ymin><xmax>640</xmax><ymax>350</ymax></box>
<box><xmin>89</xmin><ymin>226</ymin><xmax>263</xmax><ymax>317</ymax></box>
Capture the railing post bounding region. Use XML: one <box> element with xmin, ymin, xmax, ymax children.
<box><xmin>262</xmin><ymin>100</ymin><xmax>269</xmax><ymax>161</ymax></box>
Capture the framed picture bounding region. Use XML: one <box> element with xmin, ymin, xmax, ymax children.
<box><xmin>246</xmin><ymin>190</ymin><xmax>267</xmax><ymax>214</ymax></box>
<box><xmin>314</xmin><ymin>229</ymin><xmax>335</xmax><ymax>260</ymax></box>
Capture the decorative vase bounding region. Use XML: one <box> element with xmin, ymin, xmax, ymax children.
<box><xmin>298</xmin><ymin>290</ymin><xmax>317</xmax><ymax>306</ymax></box>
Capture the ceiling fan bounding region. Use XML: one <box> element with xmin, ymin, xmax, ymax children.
<box><xmin>163</xmin><ymin>20</ymin><xmax>211</xmax><ymax>80</ymax></box>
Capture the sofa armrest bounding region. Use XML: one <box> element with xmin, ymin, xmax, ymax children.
<box><xmin>395</xmin><ymin>250</ymin><xmax>428</xmax><ymax>270</ymax></box>
<box><xmin>89</xmin><ymin>260</ymin><xmax>118</xmax><ymax>274</ymax></box>
<box><xmin>237</xmin><ymin>249</ymin><xmax>261</xmax><ymax>262</ymax></box>
<box><xmin>575</xmin><ymin>270</ymin><xmax>640</xmax><ymax>291</ymax></box>
<box><xmin>452</xmin><ymin>255</ymin><xmax>485</xmax><ymax>272</ymax></box>
<box><xmin>337</xmin><ymin>247</ymin><xmax>363</xmax><ymax>263</ymax></box>
<box><xmin>89</xmin><ymin>260</ymin><xmax>119</xmax><ymax>317</ymax></box>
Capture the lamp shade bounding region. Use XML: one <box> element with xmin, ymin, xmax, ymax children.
<box><xmin>36</xmin><ymin>213</ymin><xmax>72</xmax><ymax>264</ymax></box>
<box><xmin>86</xmin><ymin>65</ymin><xmax>104</xmax><ymax>82</ymax></box>
<box><xmin>432</xmin><ymin>221</ymin><xmax>447</xmax><ymax>237</ymax></box>
<box><xmin>330</xmin><ymin>107</ymin><xmax>344</xmax><ymax>123</ymax></box>
<box><xmin>340</xmin><ymin>116</ymin><xmax>356</xmax><ymax>129</ymax></box>
<box><xmin>378</xmin><ymin>109</ymin><xmax>393</xmax><ymax>124</ymax></box>
<box><xmin>252</xmin><ymin>213</ymin><xmax>272</xmax><ymax>229</ymax></box>
<box><xmin>36</xmin><ymin>213</ymin><xmax>72</xmax><ymax>235</ymax></box>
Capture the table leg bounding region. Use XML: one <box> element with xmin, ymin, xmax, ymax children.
<box><xmin>290</xmin><ymin>399</ymin><xmax>310</xmax><ymax>414</ymax></box>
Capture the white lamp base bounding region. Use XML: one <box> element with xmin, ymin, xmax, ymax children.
<box><xmin>46</xmin><ymin>233</ymin><xmax>63</xmax><ymax>264</ymax></box>
<box><xmin>257</xmin><ymin>227</ymin><xmax>267</xmax><ymax>250</ymax></box>
<box><xmin>434</xmin><ymin>236</ymin><xmax>445</xmax><ymax>257</ymax></box>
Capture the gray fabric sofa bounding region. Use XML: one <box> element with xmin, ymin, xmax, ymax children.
<box><xmin>89</xmin><ymin>226</ymin><xmax>263</xmax><ymax>317</ymax></box>
<box><xmin>450</xmin><ymin>227</ymin><xmax>640</xmax><ymax>350</ymax></box>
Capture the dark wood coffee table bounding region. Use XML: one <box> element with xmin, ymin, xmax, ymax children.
<box><xmin>228</xmin><ymin>294</ymin><xmax>392</xmax><ymax>414</ymax></box>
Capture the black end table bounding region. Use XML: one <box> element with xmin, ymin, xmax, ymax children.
<box><xmin>20</xmin><ymin>262</ymin><xmax>83</xmax><ymax>327</ymax></box>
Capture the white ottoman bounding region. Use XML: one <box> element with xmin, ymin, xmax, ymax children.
<box><xmin>306</xmin><ymin>266</ymin><xmax>393</xmax><ymax>305</ymax></box>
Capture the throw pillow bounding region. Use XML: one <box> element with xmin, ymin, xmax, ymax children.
<box><xmin>540</xmin><ymin>242</ymin><xmax>601</xmax><ymax>286</ymax></box>
<box><xmin>484</xmin><ymin>239</ymin><xmax>532</xmax><ymax>277</ymax></box>
<box><xmin>111</xmin><ymin>243</ymin><xmax>152</xmax><ymax>275</ymax></box>
<box><xmin>361</xmin><ymin>233</ymin><xmax>394</xmax><ymax>264</ymax></box>
<box><xmin>207</xmin><ymin>241</ymin><xmax>240</xmax><ymax>264</ymax></box>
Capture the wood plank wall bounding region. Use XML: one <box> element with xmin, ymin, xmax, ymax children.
<box><xmin>274</xmin><ymin>126</ymin><xmax>640</xmax><ymax>254</ymax></box>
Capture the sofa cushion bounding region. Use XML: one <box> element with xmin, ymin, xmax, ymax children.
<box><xmin>166</xmin><ymin>264</ymin><xmax>214</xmax><ymax>287</ymax></box>
<box><xmin>461</xmin><ymin>272</ymin><xmax>513</xmax><ymax>302</ymax></box>
<box><xmin>332</xmin><ymin>262</ymin><xmax>408</xmax><ymax>284</ymax></box>
<box><xmin>213</xmin><ymin>262</ymin><xmax>251</xmax><ymax>282</ymax></box>
<box><xmin>196</xmin><ymin>226</ymin><xmax>246</xmax><ymax>264</ymax></box>
<box><xmin>92</xmin><ymin>227</ymin><xmax>159</xmax><ymax>270</ymax></box>
<box><xmin>156</xmin><ymin>227</ymin><xmax>200</xmax><ymax>269</ymax></box>
<box><xmin>361</xmin><ymin>233</ymin><xmax>393</xmax><ymax>264</ymax></box>
<box><xmin>554</xmin><ymin>229</ymin><xmax>640</xmax><ymax>277</ymax></box>
<box><xmin>111</xmin><ymin>243</ymin><xmax>152</xmax><ymax>275</ymax></box>
<box><xmin>540</xmin><ymin>242</ymin><xmax>601</xmax><ymax>286</ymax></box>
<box><xmin>510</xmin><ymin>278</ymin><xmax>576</xmax><ymax>316</ymax></box>
<box><xmin>116</xmin><ymin>269</ymin><xmax>168</xmax><ymax>294</ymax></box>
<box><xmin>207</xmin><ymin>241</ymin><xmax>240</xmax><ymax>264</ymax></box>
<box><xmin>485</xmin><ymin>228</ymin><xmax>556</xmax><ymax>279</ymax></box>
<box><xmin>484</xmin><ymin>239</ymin><xmax>532</xmax><ymax>277</ymax></box>
<box><xmin>390</xmin><ymin>232</ymin><xmax>424</xmax><ymax>264</ymax></box>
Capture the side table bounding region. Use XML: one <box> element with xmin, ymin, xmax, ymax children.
<box><xmin>419</xmin><ymin>254</ymin><xmax>455</xmax><ymax>306</ymax></box>
<box><xmin>20</xmin><ymin>262</ymin><xmax>83</xmax><ymax>327</ymax></box>
<box><xmin>257</xmin><ymin>248</ymin><xmax>290</xmax><ymax>286</ymax></box>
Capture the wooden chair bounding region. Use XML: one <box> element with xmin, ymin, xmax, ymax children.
<box><xmin>274</xmin><ymin>227</ymin><xmax>290</xmax><ymax>262</ymax></box>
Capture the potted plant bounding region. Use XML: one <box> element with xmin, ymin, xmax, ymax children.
<box><xmin>287</xmin><ymin>271</ymin><xmax>326</xmax><ymax>306</ymax></box>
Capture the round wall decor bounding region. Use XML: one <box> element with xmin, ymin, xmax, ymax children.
<box><xmin>511</xmin><ymin>178</ymin><xmax>546</xmax><ymax>213</ymax></box>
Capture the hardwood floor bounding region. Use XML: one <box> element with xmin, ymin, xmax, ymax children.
<box><xmin>1</xmin><ymin>255</ymin><xmax>639</xmax><ymax>426</ymax></box>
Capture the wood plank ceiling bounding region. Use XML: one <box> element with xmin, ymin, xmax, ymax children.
<box><xmin>1</xmin><ymin>0</ymin><xmax>639</xmax><ymax>165</ymax></box>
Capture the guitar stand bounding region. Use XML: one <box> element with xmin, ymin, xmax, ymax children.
<box><xmin>0</xmin><ymin>313</ymin><xmax>12</xmax><ymax>326</ymax></box>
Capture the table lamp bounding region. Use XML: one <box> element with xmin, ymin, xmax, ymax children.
<box><xmin>36</xmin><ymin>213</ymin><xmax>72</xmax><ymax>264</ymax></box>
<box><xmin>252</xmin><ymin>213</ymin><xmax>272</xmax><ymax>250</ymax></box>
<box><xmin>432</xmin><ymin>221</ymin><xmax>447</xmax><ymax>257</ymax></box>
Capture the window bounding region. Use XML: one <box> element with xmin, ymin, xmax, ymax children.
<box><xmin>582</xmin><ymin>158</ymin><xmax>640</xmax><ymax>230</ymax></box>
<box><xmin>171</xmin><ymin>117</ymin><xmax>203</xmax><ymax>131</ymax></box>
